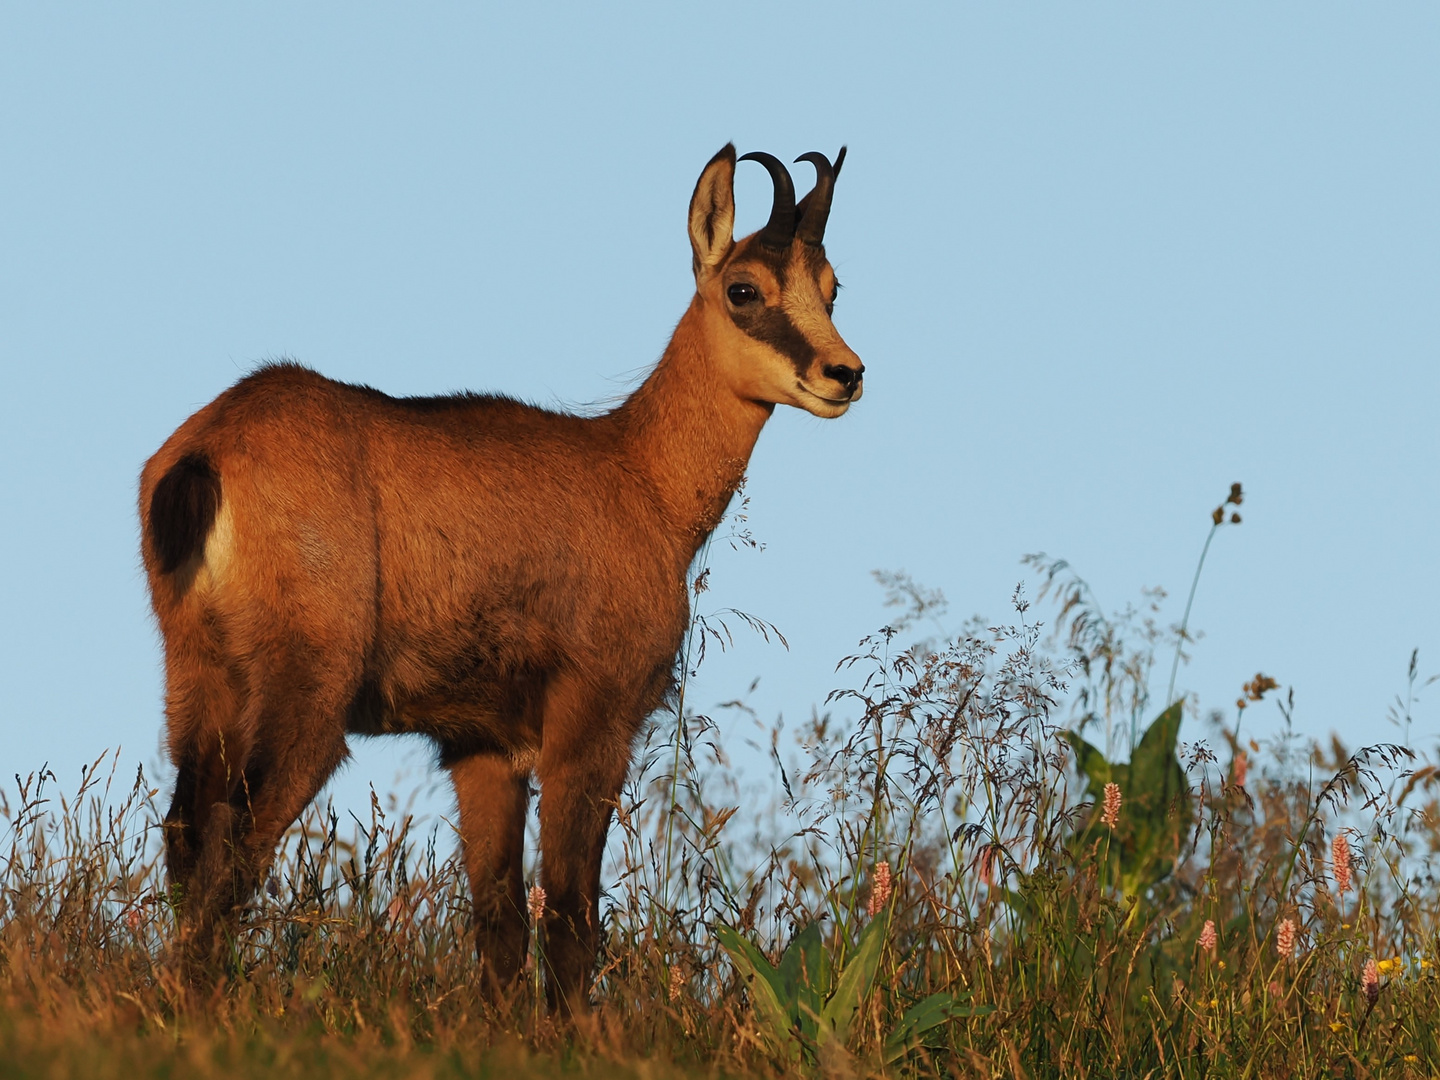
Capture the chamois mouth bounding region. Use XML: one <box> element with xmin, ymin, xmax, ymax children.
<box><xmin>795</xmin><ymin>381</ymin><xmax>854</xmax><ymax>416</ymax></box>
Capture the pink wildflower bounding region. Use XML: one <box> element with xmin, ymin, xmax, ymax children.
<box><xmin>386</xmin><ymin>894</ymin><xmax>408</xmax><ymax>927</ymax></box>
<box><xmin>668</xmin><ymin>964</ymin><xmax>685</xmax><ymax>1003</ymax></box>
<box><xmin>1276</xmin><ymin>917</ymin><xmax>1297</xmax><ymax>960</ymax></box>
<box><xmin>1232</xmin><ymin>752</ymin><xmax>1247</xmax><ymax>788</ymax></box>
<box><xmin>1101</xmin><ymin>783</ymin><xmax>1122</xmax><ymax>829</ymax></box>
<box><xmin>977</xmin><ymin>845</ymin><xmax>999</xmax><ymax>888</ymax></box>
<box><xmin>868</xmin><ymin>861</ymin><xmax>893</xmax><ymax>917</ymax></box>
<box><xmin>1332</xmin><ymin>832</ymin><xmax>1352</xmax><ymax>895</ymax></box>
<box><xmin>1362</xmin><ymin>958</ymin><xmax>1380</xmax><ymax>1004</ymax></box>
<box><xmin>1198</xmin><ymin>919</ymin><xmax>1217</xmax><ymax>954</ymax></box>
<box><xmin>527</xmin><ymin>883</ymin><xmax>546</xmax><ymax>923</ymax></box>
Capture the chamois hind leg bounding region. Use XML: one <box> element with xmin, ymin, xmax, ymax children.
<box><xmin>535</xmin><ymin>684</ymin><xmax>633</xmax><ymax>1016</ymax></box>
<box><xmin>160</xmin><ymin>650</ymin><xmax>242</xmax><ymax>903</ymax></box>
<box><xmin>166</xmin><ymin>716</ymin><xmax>256</xmax><ymax>969</ymax></box>
<box><xmin>230</xmin><ymin>712</ymin><xmax>350</xmax><ymax>899</ymax></box>
<box><xmin>449</xmin><ymin>751</ymin><xmax>531</xmax><ymax>999</ymax></box>
<box><xmin>172</xmin><ymin>669</ymin><xmax>352</xmax><ymax>970</ymax></box>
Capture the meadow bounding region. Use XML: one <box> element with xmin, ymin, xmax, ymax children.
<box><xmin>3</xmin><ymin>487</ymin><xmax>1438</xmax><ymax>1079</ymax></box>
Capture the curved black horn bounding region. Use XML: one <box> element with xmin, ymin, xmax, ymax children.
<box><xmin>737</xmin><ymin>151</ymin><xmax>796</xmax><ymax>249</ymax></box>
<box><xmin>794</xmin><ymin>151</ymin><xmax>834</xmax><ymax>246</ymax></box>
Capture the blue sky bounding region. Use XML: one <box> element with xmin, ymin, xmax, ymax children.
<box><xmin>2</xmin><ymin>5</ymin><xmax>1436</xmax><ymax>819</ymax></box>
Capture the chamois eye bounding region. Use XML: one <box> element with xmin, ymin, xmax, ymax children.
<box><xmin>727</xmin><ymin>283</ymin><xmax>759</xmax><ymax>306</ymax></box>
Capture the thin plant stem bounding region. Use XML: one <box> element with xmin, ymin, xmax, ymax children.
<box><xmin>1164</xmin><ymin>519</ymin><xmax>1220</xmax><ymax>720</ymax></box>
<box><xmin>662</xmin><ymin>540</ymin><xmax>710</xmax><ymax>929</ymax></box>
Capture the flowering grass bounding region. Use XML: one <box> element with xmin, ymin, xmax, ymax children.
<box><xmin>3</xmin><ymin>493</ymin><xmax>1440</xmax><ymax>1078</ymax></box>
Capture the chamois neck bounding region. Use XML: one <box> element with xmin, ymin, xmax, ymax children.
<box><xmin>614</xmin><ymin>298</ymin><xmax>773</xmax><ymax>559</ymax></box>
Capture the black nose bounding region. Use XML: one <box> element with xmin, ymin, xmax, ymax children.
<box><xmin>823</xmin><ymin>363</ymin><xmax>864</xmax><ymax>393</ymax></box>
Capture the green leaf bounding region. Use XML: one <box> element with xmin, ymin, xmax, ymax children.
<box><xmin>1128</xmin><ymin>701</ymin><xmax>1186</xmax><ymax>809</ymax></box>
<box><xmin>818</xmin><ymin>906</ymin><xmax>888</xmax><ymax>1048</ymax></box>
<box><xmin>1062</xmin><ymin>731</ymin><xmax>1113</xmax><ymax>798</ymax></box>
<box><xmin>778</xmin><ymin>921</ymin><xmax>829</xmax><ymax>1041</ymax></box>
<box><xmin>1065</xmin><ymin>702</ymin><xmax>1195</xmax><ymax>901</ymax></box>
<box><xmin>882</xmin><ymin>993</ymin><xmax>993</xmax><ymax>1064</ymax></box>
<box><xmin>716</xmin><ymin>924</ymin><xmax>799</xmax><ymax>1061</ymax></box>
<box><xmin>1123</xmin><ymin>703</ymin><xmax>1190</xmax><ymax>888</ymax></box>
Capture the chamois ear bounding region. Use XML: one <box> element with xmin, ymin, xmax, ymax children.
<box><xmin>688</xmin><ymin>143</ymin><xmax>737</xmax><ymax>282</ymax></box>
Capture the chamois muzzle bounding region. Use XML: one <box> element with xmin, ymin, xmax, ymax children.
<box><xmin>737</xmin><ymin>151</ymin><xmax>796</xmax><ymax>250</ymax></box>
<box><xmin>823</xmin><ymin>362</ymin><xmax>864</xmax><ymax>396</ymax></box>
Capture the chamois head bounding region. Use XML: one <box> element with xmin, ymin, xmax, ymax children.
<box><xmin>688</xmin><ymin>144</ymin><xmax>864</xmax><ymax>418</ymax></box>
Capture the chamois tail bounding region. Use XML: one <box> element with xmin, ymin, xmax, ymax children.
<box><xmin>148</xmin><ymin>452</ymin><xmax>221</xmax><ymax>574</ymax></box>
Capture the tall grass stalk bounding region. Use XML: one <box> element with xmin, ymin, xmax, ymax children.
<box><xmin>1164</xmin><ymin>483</ymin><xmax>1243</xmax><ymax>722</ymax></box>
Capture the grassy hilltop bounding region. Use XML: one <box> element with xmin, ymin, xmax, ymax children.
<box><xmin>3</xmin><ymin>494</ymin><xmax>1439</xmax><ymax>1079</ymax></box>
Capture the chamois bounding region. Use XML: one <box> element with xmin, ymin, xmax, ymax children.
<box><xmin>139</xmin><ymin>144</ymin><xmax>863</xmax><ymax>1012</ymax></box>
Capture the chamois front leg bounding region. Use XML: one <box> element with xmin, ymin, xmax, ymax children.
<box><xmin>535</xmin><ymin>721</ymin><xmax>630</xmax><ymax>1016</ymax></box>
<box><xmin>450</xmin><ymin>752</ymin><xmax>531</xmax><ymax>998</ymax></box>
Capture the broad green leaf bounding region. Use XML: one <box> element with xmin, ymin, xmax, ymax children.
<box><xmin>1067</xmin><ymin>703</ymin><xmax>1194</xmax><ymax>899</ymax></box>
<box><xmin>1062</xmin><ymin>731</ymin><xmax>1113</xmax><ymax>798</ymax></box>
<box><xmin>818</xmin><ymin>905</ymin><xmax>888</xmax><ymax>1048</ymax></box>
<box><xmin>882</xmin><ymin>993</ymin><xmax>993</xmax><ymax>1064</ymax></box>
<box><xmin>716</xmin><ymin>924</ymin><xmax>798</xmax><ymax>1061</ymax></box>
<box><xmin>999</xmin><ymin>886</ymin><xmax>1032</xmax><ymax>920</ymax></box>
<box><xmin>1125</xmin><ymin>702</ymin><xmax>1190</xmax><ymax>887</ymax></box>
<box><xmin>778</xmin><ymin>920</ymin><xmax>829</xmax><ymax>1041</ymax></box>
<box><xmin>1129</xmin><ymin>702</ymin><xmax>1186</xmax><ymax>811</ymax></box>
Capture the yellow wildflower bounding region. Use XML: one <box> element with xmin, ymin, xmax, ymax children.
<box><xmin>1329</xmin><ymin>1021</ymin><xmax>1344</xmax><ymax>1033</ymax></box>
<box><xmin>1402</xmin><ymin>1054</ymin><xmax>1417</xmax><ymax>1063</ymax></box>
<box><xmin>1209</xmin><ymin>998</ymin><xmax>1219</xmax><ymax>1009</ymax></box>
<box><xmin>1378</xmin><ymin>958</ymin><xmax>1396</xmax><ymax>975</ymax></box>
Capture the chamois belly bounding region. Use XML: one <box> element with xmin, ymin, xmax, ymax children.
<box><xmin>345</xmin><ymin>588</ymin><xmax>684</xmax><ymax>763</ymax></box>
<box><xmin>346</xmin><ymin>623</ymin><xmax>554</xmax><ymax>751</ymax></box>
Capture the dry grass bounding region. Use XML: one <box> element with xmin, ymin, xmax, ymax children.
<box><xmin>5</xmin><ymin>499</ymin><xmax>1440</xmax><ymax>1078</ymax></box>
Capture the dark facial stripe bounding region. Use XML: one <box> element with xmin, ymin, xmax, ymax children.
<box><xmin>723</xmin><ymin>239</ymin><xmax>833</xmax><ymax>372</ymax></box>
<box><xmin>729</xmin><ymin>302</ymin><xmax>815</xmax><ymax>372</ymax></box>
